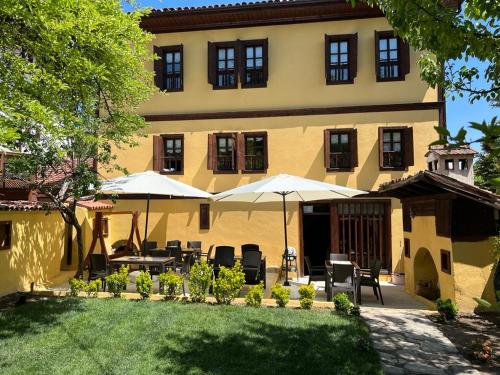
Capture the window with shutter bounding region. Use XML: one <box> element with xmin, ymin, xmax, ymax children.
<box><xmin>325</xmin><ymin>34</ymin><xmax>357</xmax><ymax>84</ymax></box>
<box><xmin>440</xmin><ymin>249</ymin><xmax>451</xmax><ymax>274</ymax></box>
<box><xmin>211</xmin><ymin>133</ymin><xmax>238</xmax><ymax>173</ymax></box>
<box><xmin>241</xmin><ymin>132</ymin><xmax>268</xmax><ymax>172</ymax></box>
<box><xmin>153</xmin><ymin>45</ymin><xmax>183</xmax><ymax>92</ymax></box>
<box><xmin>162</xmin><ymin>134</ymin><xmax>184</xmax><ymax>174</ymax></box>
<box><xmin>378</xmin><ymin>127</ymin><xmax>413</xmax><ymax>170</ymax></box>
<box><xmin>240</xmin><ymin>39</ymin><xmax>268</xmax><ymax>88</ymax></box>
<box><xmin>435</xmin><ymin>199</ymin><xmax>451</xmax><ymax>237</ymax></box>
<box><xmin>200</xmin><ymin>204</ymin><xmax>210</xmax><ymax>230</ymax></box>
<box><xmin>0</xmin><ymin>221</ymin><xmax>12</xmax><ymax>250</ymax></box>
<box><xmin>325</xmin><ymin>129</ymin><xmax>357</xmax><ymax>171</ymax></box>
<box><xmin>402</xmin><ymin>202</ymin><xmax>412</xmax><ymax>232</ymax></box>
<box><xmin>374</xmin><ymin>31</ymin><xmax>410</xmax><ymax>82</ymax></box>
<box><xmin>404</xmin><ymin>238</ymin><xmax>410</xmax><ymax>258</ymax></box>
<box><xmin>208</xmin><ymin>41</ymin><xmax>238</xmax><ymax>89</ymax></box>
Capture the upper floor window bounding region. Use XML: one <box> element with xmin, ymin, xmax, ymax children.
<box><xmin>325</xmin><ymin>34</ymin><xmax>357</xmax><ymax>84</ymax></box>
<box><xmin>458</xmin><ymin>159</ymin><xmax>468</xmax><ymax>170</ymax></box>
<box><xmin>208</xmin><ymin>40</ymin><xmax>268</xmax><ymax>89</ymax></box>
<box><xmin>0</xmin><ymin>221</ymin><xmax>12</xmax><ymax>250</ymax></box>
<box><xmin>153</xmin><ymin>45</ymin><xmax>183</xmax><ymax>92</ymax></box>
<box><xmin>152</xmin><ymin>134</ymin><xmax>184</xmax><ymax>174</ymax></box>
<box><xmin>324</xmin><ymin>129</ymin><xmax>358</xmax><ymax>171</ymax></box>
<box><xmin>445</xmin><ymin>159</ymin><xmax>454</xmax><ymax>170</ymax></box>
<box><xmin>216</xmin><ymin>135</ymin><xmax>236</xmax><ymax>171</ymax></box>
<box><xmin>378</xmin><ymin>127</ymin><xmax>414</xmax><ymax>170</ymax></box>
<box><xmin>375</xmin><ymin>31</ymin><xmax>410</xmax><ymax>82</ymax></box>
<box><xmin>241</xmin><ymin>132</ymin><xmax>268</xmax><ymax>172</ymax></box>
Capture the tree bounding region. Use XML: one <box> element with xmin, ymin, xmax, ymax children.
<box><xmin>352</xmin><ymin>0</ymin><xmax>499</xmax><ymax>185</ymax></box>
<box><xmin>0</xmin><ymin>0</ymin><xmax>154</xmax><ymax>277</ymax></box>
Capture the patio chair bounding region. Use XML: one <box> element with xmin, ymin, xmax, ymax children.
<box><xmin>166</xmin><ymin>240</ymin><xmax>181</xmax><ymax>248</ymax></box>
<box><xmin>360</xmin><ymin>259</ymin><xmax>384</xmax><ymax>305</ymax></box>
<box><xmin>88</xmin><ymin>253</ymin><xmax>108</xmax><ymax>291</ymax></box>
<box><xmin>166</xmin><ymin>245</ymin><xmax>183</xmax><ymax>271</ymax></box>
<box><xmin>241</xmin><ymin>244</ymin><xmax>259</xmax><ymax>256</ymax></box>
<box><xmin>327</xmin><ymin>262</ymin><xmax>357</xmax><ymax>304</ymax></box>
<box><xmin>281</xmin><ymin>246</ymin><xmax>298</xmax><ymax>273</ymax></box>
<box><xmin>203</xmin><ymin>244</ymin><xmax>214</xmax><ymax>263</ymax></box>
<box><xmin>141</xmin><ymin>241</ymin><xmax>157</xmax><ymax>255</ymax></box>
<box><xmin>213</xmin><ymin>246</ymin><xmax>235</xmax><ymax>278</ymax></box>
<box><xmin>330</xmin><ymin>253</ymin><xmax>348</xmax><ymax>262</ymax></box>
<box><xmin>304</xmin><ymin>256</ymin><xmax>325</xmax><ymax>285</ymax></box>
<box><xmin>148</xmin><ymin>250</ymin><xmax>170</xmax><ymax>278</ymax></box>
<box><xmin>179</xmin><ymin>253</ymin><xmax>194</xmax><ymax>295</ymax></box>
<box><xmin>242</xmin><ymin>249</ymin><xmax>262</xmax><ymax>285</ymax></box>
<box><xmin>187</xmin><ymin>241</ymin><xmax>202</xmax><ymax>260</ymax></box>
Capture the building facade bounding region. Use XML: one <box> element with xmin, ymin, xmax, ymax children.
<box><xmin>103</xmin><ymin>1</ymin><xmax>445</xmax><ymax>273</ymax></box>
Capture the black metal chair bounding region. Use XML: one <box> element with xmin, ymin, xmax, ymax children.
<box><xmin>167</xmin><ymin>240</ymin><xmax>181</xmax><ymax>248</ymax></box>
<box><xmin>241</xmin><ymin>244</ymin><xmax>259</xmax><ymax>257</ymax></box>
<box><xmin>327</xmin><ymin>262</ymin><xmax>357</xmax><ymax>304</ymax></box>
<box><xmin>329</xmin><ymin>253</ymin><xmax>348</xmax><ymax>262</ymax></box>
<box><xmin>187</xmin><ymin>241</ymin><xmax>202</xmax><ymax>260</ymax></box>
<box><xmin>304</xmin><ymin>256</ymin><xmax>325</xmax><ymax>285</ymax></box>
<box><xmin>360</xmin><ymin>259</ymin><xmax>384</xmax><ymax>305</ymax></box>
<box><xmin>242</xmin><ymin>249</ymin><xmax>262</xmax><ymax>284</ymax></box>
<box><xmin>88</xmin><ymin>253</ymin><xmax>108</xmax><ymax>291</ymax></box>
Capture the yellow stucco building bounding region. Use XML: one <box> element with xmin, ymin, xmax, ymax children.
<box><xmin>99</xmin><ymin>1</ymin><xmax>444</xmax><ymax>275</ymax></box>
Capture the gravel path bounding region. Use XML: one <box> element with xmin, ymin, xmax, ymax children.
<box><xmin>363</xmin><ymin>309</ymin><xmax>481</xmax><ymax>375</ymax></box>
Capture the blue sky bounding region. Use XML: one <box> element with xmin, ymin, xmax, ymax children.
<box><xmin>125</xmin><ymin>0</ymin><xmax>498</xmax><ymax>143</ymax></box>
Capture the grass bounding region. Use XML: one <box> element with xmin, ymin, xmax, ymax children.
<box><xmin>0</xmin><ymin>298</ymin><xmax>382</xmax><ymax>375</ymax></box>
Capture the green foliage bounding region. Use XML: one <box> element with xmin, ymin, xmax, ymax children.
<box><xmin>213</xmin><ymin>261</ymin><xmax>246</xmax><ymax>305</ymax></box>
<box><xmin>333</xmin><ymin>293</ymin><xmax>353</xmax><ymax>314</ymax></box>
<box><xmin>158</xmin><ymin>270</ymin><xmax>183</xmax><ymax>299</ymax></box>
<box><xmin>85</xmin><ymin>279</ymin><xmax>101</xmax><ymax>298</ymax></box>
<box><xmin>136</xmin><ymin>271</ymin><xmax>153</xmax><ymax>299</ymax></box>
<box><xmin>298</xmin><ymin>284</ymin><xmax>315</xmax><ymax>310</ymax></box>
<box><xmin>350</xmin><ymin>305</ymin><xmax>361</xmax><ymax>317</ymax></box>
<box><xmin>69</xmin><ymin>278</ymin><xmax>86</xmax><ymax>297</ymax></box>
<box><xmin>106</xmin><ymin>265</ymin><xmax>129</xmax><ymax>297</ymax></box>
<box><xmin>0</xmin><ymin>0</ymin><xmax>154</xmax><ymax>277</ymax></box>
<box><xmin>245</xmin><ymin>281</ymin><xmax>265</xmax><ymax>307</ymax></box>
<box><xmin>436</xmin><ymin>298</ymin><xmax>458</xmax><ymax>321</ymax></box>
<box><xmin>188</xmin><ymin>260</ymin><xmax>213</xmax><ymax>303</ymax></box>
<box><xmin>270</xmin><ymin>284</ymin><xmax>290</xmax><ymax>308</ymax></box>
<box><xmin>474</xmin><ymin>151</ymin><xmax>500</xmax><ymax>192</ymax></box>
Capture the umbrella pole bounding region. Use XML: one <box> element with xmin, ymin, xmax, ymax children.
<box><xmin>282</xmin><ymin>193</ymin><xmax>290</xmax><ymax>286</ymax></box>
<box><xmin>143</xmin><ymin>192</ymin><xmax>151</xmax><ymax>254</ymax></box>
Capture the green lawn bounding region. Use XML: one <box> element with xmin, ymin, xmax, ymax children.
<box><xmin>0</xmin><ymin>298</ymin><xmax>381</xmax><ymax>375</ymax></box>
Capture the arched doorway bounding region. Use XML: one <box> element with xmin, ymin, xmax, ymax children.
<box><xmin>414</xmin><ymin>247</ymin><xmax>440</xmax><ymax>301</ymax></box>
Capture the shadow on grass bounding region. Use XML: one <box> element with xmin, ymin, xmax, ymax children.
<box><xmin>155</xmin><ymin>315</ymin><xmax>381</xmax><ymax>375</ymax></box>
<box><xmin>0</xmin><ymin>297</ymin><xmax>84</xmax><ymax>340</ymax></box>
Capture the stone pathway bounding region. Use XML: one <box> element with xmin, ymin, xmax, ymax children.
<box><xmin>363</xmin><ymin>309</ymin><xmax>481</xmax><ymax>375</ymax></box>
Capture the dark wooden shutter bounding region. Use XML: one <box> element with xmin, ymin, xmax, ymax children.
<box><xmin>236</xmin><ymin>133</ymin><xmax>245</xmax><ymax>171</ymax></box>
<box><xmin>237</xmin><ymin>40</ymin><xmax>245</xmax><ymax>84</ymax></box>
<box><xmin>324</xmin><ymin>129</ymin><xmax>331</xmax><ymax>169</ymax></box>
<box><xmin>404</xmin><ymin>238</ymin><xmax>411</xmax><ymax>258</ymax></box>
<box><xmin>378</xmin><ymin>127</ymin><xmax>385</xmax><ymax>169</ymax></box>
<box><xmin>349</xmin><ymin>33</ymin><xmax>358</xmax><ymax>80</ymax></box>
<box><xmin>402</xmin><ymin>202</ymin><xmax>412</xmax><ymax>232</ymax></box>
<box><xmin>400</xmin><ymin>39</ymin><xmax>410</xmax><ymax>76</ymax></box>
<box><xmin>374</xmin><ymin>31</ymin><xmax>381</xmax><ymax>80</ymax></box>
<box><xmin>403</xmin><ymin>127</ymin><xmax>414</xmax><ymax>167</ymax></box>
<box><xmin>263</xmin><ymin>132</ymin><xmax>269</xmax><ymax>170</ymax></box>
<box><xmin>207</xmin><ymin>134</ymin><xmax>216</xmax><ymax>170</ymax></box>
<box><xmin>153</xmin><ymin>46</ymin><xmax>163</xmax><ymax>90</ymax></box>
<box><xmin>435</xmin><ymin>199</ymin><xmax>451</xmax><ymax>237</ymax></box>
<box><xmin>207</xmin><ymin>42</ymin><xmax>216</xmax><ymax>85</ymax></box>
<box><xmin>152</xmin><ymin>135</ymin><xmax>163</xmax><ymax>171</ymax></box>
<box><xmin>262</xmin><ymin>38</ymin><xmax>269</xmax><ymax>84</ymax></box>
<box><xmin>199</xmin><ymin>203</ymin><xmax>210</xmax><ymax>230</ymax></box>
<box><xmin>324</xmin><ymin>34</ymin><xmax>330</xmax><ymax>82</ymax></box>
<box><xmin>350</xmin><ymin>129</ymin><xmax>358</xmax><ymax>168</ymax></box>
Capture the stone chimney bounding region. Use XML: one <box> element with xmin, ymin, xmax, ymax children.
<box><xmin>425</xmin><ymin>145</ymin><xmax>477</xmax><ymax>185</ymax></box>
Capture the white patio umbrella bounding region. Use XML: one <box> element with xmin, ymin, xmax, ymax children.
<box><xmin>99</xmin><ymin>171</ymin><xmax>211</xmax><ymax>251</ymax></box>
<box><xmin>212</xmin><ymin>174</ymin><xmax>365</xmax><ymax>285</ymax></box>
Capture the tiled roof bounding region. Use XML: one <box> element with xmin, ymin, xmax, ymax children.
<box><xmin>0</xmin><ymin>200</ymin><xmax>55</xmax><ymax>211</ymax></box>
<box><xmin>425</xmin><ymin>145</ymin><xmax>477</xmax><ymax>156</ymax></box>
<box><xmin>76</xmin><ymin>200</ymin><xmax>113</xmax><ymax>210</ymax></box>
<box><xmin>150</xmin><ymin>0</ymin><xmax>299</xmax><ymax>13</ymax></box>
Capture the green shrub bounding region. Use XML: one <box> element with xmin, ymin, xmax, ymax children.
<box><xmin>245</xmin><ymin>281</ymin><xmax>264</xmax><ymax>307</ymax></box>
<box><xmin>333</xmin><ymin>292</ymin><xmax>352</xmax><ymax>314</ymax></box>
<box><xmin>85</xmin><ymin>279</ymin><xmax>101</xmax><ymax>298</ymax></box>
<box><xmin>188</xmin><ymin>260</ymin><xmax>213</xmax><ymax>303</ymax></box>
<box><xmin>158</xmin><ymin>270</ymin><xmax>183</xmax><ymax>298</ymax></box>
<box><xmin>213</xmin><ymin>261</ymin><xmax>246</xmax><ymax>305</ymax></box>
<box><xmin>350</xmin><ymin>305</ymin><xmax>361</xmax><ymax>317</ymax></box>
<box><xmin>270</xmin><ymin>284</ymin><xmax>290</xmax><ymax>308</ymax></box>
<box><xmin>69</xmin><ymin>278</ymin><xmax>86</xmax><ymax>297</ymax></box>
<box><xmin>298</xmin><ymin>284</ymin><xmax>315</xmax><ymax>310</ymax></box>
<box><xmin>436</xmin><ymin>298</ymin><xmax>458</xmax><ymax>321</ymax></box>
<box><xmin>136</xmin><ymin>271</ymin><xmax>153</xmax><ymax>299</ymax></box>
<box><xmin>106</xmin><ymin>265</ymin><xmax>129</xmax><ymax>297</ymax></box>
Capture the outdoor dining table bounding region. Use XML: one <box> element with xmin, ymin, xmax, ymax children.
<box><xmin>109</xmin><ymin>255</ymin><xmax>175</xmax><ymax>274</ymax></box>
<box><xmin>325</xmin><ymin>260</ymin><xmax>361</xmax><ymax>304</ymax></box>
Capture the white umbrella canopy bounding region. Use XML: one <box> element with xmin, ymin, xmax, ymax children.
<box><xmin>98</xmin><ymin>171</ymin><xmax>211</xmax><ymax>250</ymax></box>
<box><xmin>212</xmin><ymin>174</ymin><xmax>365</xmax><ymax>202</ymax></box>
<box><xmin>212</xmin><ymin>174</ymin><xmax>366</xmax><ymax>285</ymax></box>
